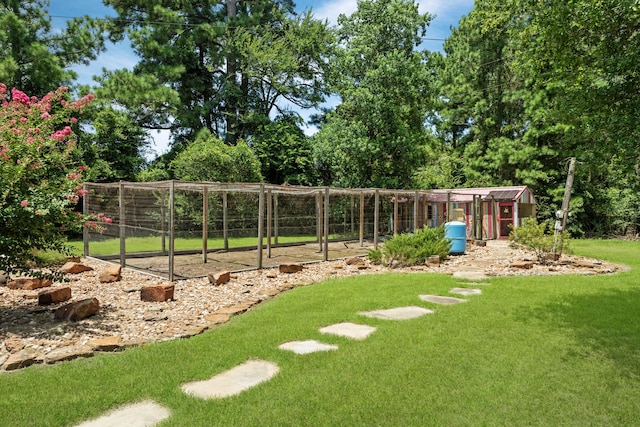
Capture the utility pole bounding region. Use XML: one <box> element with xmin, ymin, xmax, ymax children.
<box><xmin>560</xmin><ymin>157</ymin><xmax>576</xmax><ymax>232</ymax></box>
<box><xmin>553</xmin><ymin>157</ymin><xmax>576</xmax><ymax>256</ymax></box>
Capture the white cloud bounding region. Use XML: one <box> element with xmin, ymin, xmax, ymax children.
<box><xmin>312</xmin><ymin>0</ymin><xmax>358</xmax><ymax>25</ymax></box>
<box><xmin>417</xmin><ymin>0</ymin><xmax>474</xmax><ymax>18</ymax></box>
<box><xmin>311</xmin><ymin>0</ymin><xmax>473</xmax><ymax>26</ymax></box>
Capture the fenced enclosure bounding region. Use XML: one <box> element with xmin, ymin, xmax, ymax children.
<box><xmin>82</xmin><ymin>181</ymin><xmax>502</xmax><ymax>280</ymax></box>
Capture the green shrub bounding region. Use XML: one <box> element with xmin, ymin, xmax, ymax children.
<box><xmin>367</xmin><ymin>248</ymin><xmax>383</xmax><ymax>264</ymax></box>
<box><xmin>367</xmin><ymin>226</ymin><xmax>451</xmax><ymax>267</ymax></box>
<box><xmin>508</xmin><ymin>218</ymin><xmax>570</xmax><ymax>264</ymax></box>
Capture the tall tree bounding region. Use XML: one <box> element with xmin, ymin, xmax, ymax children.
<box><xmin>313</xmin><ymin>0</ymin><xmax>436</xmax><ymax>189</ymax></box>
<box><xmin>437</xmin><ymin>1</ymin><xmax>556</xmax><ymax>191</ymax></box>
<box><xmin>252</xmin><ymin>112</ymin><xmax>316</xmax><ymax>185</ymax></box>
<box><xmin>78</xmin><ymin>103</ymin><xmax>151</xmax><ymax>182</ymax></box>
<box><xmin>101</xmin><ymin>0</ymin><xmax>332</xmax><ymax>146</ymax></box>
<box><xmin>0</xmin><ymin>0</ymin><xmax>106</xmax><ymax>95</ymax></box>
<box><xmin>438</xmin><ymin>0</ymin><xmax>640</xmax><ymax>234</ymax></box>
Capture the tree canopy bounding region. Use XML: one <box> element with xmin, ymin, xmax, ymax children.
<box><xmin>1</xmin><ymin>0</ymin><xmax>638</xmax><ymax>236</ymax></box>
<box><xmin>0</xmin><ymin>0</ymin><xmax>106</xmax><ymax>95</ymax></box>
<box><xmin>313</xmin><ymin>0</ymin><xmax>436</xmax><ymax>189</ymax></box>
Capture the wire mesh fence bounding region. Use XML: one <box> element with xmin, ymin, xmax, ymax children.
<box><xmin>83</xmin><ymin>181</ymin><xmax>510</xmax><ymax>280</ymax></box>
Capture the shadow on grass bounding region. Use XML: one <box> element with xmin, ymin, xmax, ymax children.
<box><xmin>527</xmin><ymin>287</ymin><xmax>640</xmax><ymax>377</ymax></box>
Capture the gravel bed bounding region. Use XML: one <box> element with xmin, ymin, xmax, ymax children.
<box><xmin>0</xmin><ymin>241</ymin><xmax>623</xmax><ymax>370</ymax></box>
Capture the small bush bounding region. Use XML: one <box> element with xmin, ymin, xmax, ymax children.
<box><xmin>509</xmin><ymin>218</ymin><xmax>570</xmax><ymax>264</ymax></box>
<box><xmin>367</xmin><ymin>226</ymin><xmax>451</xmax><ymax>267</ymax></box>
<box><xmin>367</xmin><ymin>248</ymin><xmax>383</xmax><ymax>264</ymax></box>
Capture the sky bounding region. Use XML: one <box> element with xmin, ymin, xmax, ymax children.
<box><xmin>47</xmin><ymin>0</ymin><xmax>474</xmax><ymax>158</ymax></box>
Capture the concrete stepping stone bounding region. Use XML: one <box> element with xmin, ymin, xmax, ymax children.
<box><xmin>358</xmin><ymin>306</ymin><xmax>434</xmax><ymax>320</ymax></box>
<box><xmin>181</xmin><ymin>360</ymin><xmax>279</xmax><ymax>399</ymax></box>
<box><xmin>449</xmin><ymin>287</ymin><xmax>482</xmax><ymax>296</ymax></box>
<box><xmin>453</xmin><ymin>271</ymin><xmax>489</xmax><ymax>281</ymax></box>
<box><xmin>319</xmin><ymin>322</ymin><xmax>377</xmax><ymax>340</ymax></box>
<box><xmin>419</xmin><ymin>295</ymin><xmax>467</xmax><ymax>305</ymax></box>
<box><xmin>279</xmin><ymin>339</ymin><xmax>338</xmax><ymax>354</ymax></box>
<box><xmin>74</xmin><ymin>400</ymin><xmax>170</xmax><ymax>427</ymax></box>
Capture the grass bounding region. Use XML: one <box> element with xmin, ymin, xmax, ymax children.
<box><xmin>2</xmin><ymin>239</ymin><xmax>640</xmax><ymax>426</ymax></box>
<box><xmin>73</xmin><ymin>233</ymin><xmax>349</xmax><ymax>256</ymax></box>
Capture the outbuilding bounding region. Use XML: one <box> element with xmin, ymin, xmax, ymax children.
<box><xmin>425</xmin><ymin>186</ymin><xmax>536</xmax><ymax>240</ymax></box>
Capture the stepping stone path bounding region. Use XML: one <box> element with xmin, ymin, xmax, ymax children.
<box><xmin>449</xmin><ymin>287</ymin><xmax>482</xmax><ymax>296</ymax></box>
<box><xmin>319</xmin><ymin>322</ymin><xmax>377</xmax><ymax>340</ymax></box>
<box><xmin>419</xmin><ymin>295</ymin><xmax>467</xmax><ymax>305</ymax></box>
<box><xmin>74</xmin><ymin>400</ymin><xmax>170</xmax><ymax>427</ymax></box>
<box><xmin>358</xmin><ymin>306</ymin><xmax>434</xmax><ymax>320</ymax></box>
<box><xmin>452</xmin><ymin>271</ymin><xmax>489</xmax><ymax>281</ymax></box>
<box><xmin>279</xmin><ymin>340</ymin><xmax>338</xmax><ymax>355</ymax></box>
<box><xmin>181</xmin><ymin>360</ymin><xmax>280</xmax><ymax>399</ymax></box>
<box><xmin>76</xmin><ymin>276</ymin><xmax>492</xmax><ymax>425</ymax></box>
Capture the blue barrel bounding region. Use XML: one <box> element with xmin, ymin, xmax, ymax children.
<box><xmin>445</xmin><ymin>221</ymin><xmax>467</xmax><ymax>255</ymax></box>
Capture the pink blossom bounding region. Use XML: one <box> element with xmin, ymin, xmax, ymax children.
<box><xmin>78</xmin><ymin>165</ymin><xmax>86</xmax><ymax>171</ymax></box>
<box><xmin>20</xmin><ymin>200</ymin><xmax>29</xmax><ymax>207</ymax></box>
<box><xmin>71</xmin><ymin>117</ymin><xmax>77</xmax><ymax>123</ymax></box>
<box><xmin>19</xmin><ymin>117</ymin><xmax>27</xmax><ymax>123</ymax></box>
<box><xmin>41</xmin><ymin>112</ymin><xmax>50</xmax><ymax>119</ymax></box>
<box><xmin>97</xmin><ymin>212</ymin><xmax>105</xmax><ymax>218</ymax></box>
<box><xmin>77</xmin><ymin>189</ymin><xmax>88</xmax><ymax>197</ymax></box>
<box><xmin>104</xmin><ymin>217</ymin><xmax>113</xmax><ymax>224</ymax></box>
<box><xmin>67</xmin><ymin>172</ymin><xmax>79</xmax><ymax>180</ymax></box>
<box><xmin>11</xmin><ymin>88</ymin><xmax>30</xmax><ymax>105</ymax></box>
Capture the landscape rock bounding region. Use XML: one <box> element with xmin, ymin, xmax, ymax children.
<box><xmin>3</xmin><ymin>349</ymin><xmax>40</xmax><ymax>371</ymax></box>
<box><xmin>346</xmin><ymin>257</ymin><xmax>365</xmax><ymax>266</ymax></box>
<box><xmin>59</xmin><ymin>262</ymin><xmax>93</xmax><ymax>274</ymax></box>
<box><xmin>99</xmin><ymin>264</ymin><xmax>122</xmax><ymax>283</ymax></box>
<box><xmin>510</xmin><ymin>260</ymin><xmax>534</xmax><ymax>269</ymax></box>
<box><xmin>38</xmin><ymin>287</ymin><xmax>72</xmax><ymax>305</ymax></box>
<box><xmin>54</xmin><ymin>298</ymin><xmax>100</xmax><ymax>321</ymax></box>
<box><xmin>88</xmin><ymin>336</ymin><xmax>124</xmax><ymax>352</ymax></box>
<box><xmin>425</xmin><ymin>255</ymin><xmax>441</xmax><ymax>267</ymax></box>
<box><xmin>208</xmin><ymin>270</ymin><xmax>231</xmax><ymax>285</ymax></box>
<box><xmin>279</xmin><ymin>263</ymin><xmax>304</xmax><ymax>274</ymax></box>
<box><xmin>140</xmin><ymin>284</ymin><xmax>175</xmax><ymax>302</ymax></box>
<box><xmin>205</xmin><ymin>314</ymin><xmax>231</xmax><ymax>325</ymax></box>
<box><xmin>44</xmin><ymin>345</ymin><xmax>93</xmax><ymax>364</ymax></box>
<box><xmin>8</xmin><ymin>277</ymin><xmax>52</xmax><ymax>290</ymax></box>
<box><xmin>266</xmin><ymin>271</ymin><xmax>278</xmax><ymax>279</ymax></box>
<box><xmin>0</xmin><ymin>270</ymin><xmax>7</xmax><ymax>285</ymax></box>
<box><xmin>4</xmin><ymin>337</ymin><xmax>24</xmax><ymax>353</ymax></box>
<box><xmin>570</xmin><ymin>259</ymin><xmax>596</xmax><ymax>268</ymax></box>
<box><xmin>215</xmin><ymin>303</ymin><xmax>254</xmax><ymax>316</ymax></box>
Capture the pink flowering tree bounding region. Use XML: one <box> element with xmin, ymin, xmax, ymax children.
<box><xmin>0</xmin><ymin>83</ymin><xmax>106</xmax><ymax>278</ymax></box>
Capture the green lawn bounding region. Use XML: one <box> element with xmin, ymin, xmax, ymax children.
<box><xmin>76</xmin><ymin>234</ymin><xmax>349</xmax><ymax>256</ymax></box>
<box><xmin>2</xmin><ymin>239</ymin><xmax>640</xmax><ymax>426</ymax></box>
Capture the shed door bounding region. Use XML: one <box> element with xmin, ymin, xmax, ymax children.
<box><xmin>498</xmin><ymin>202</ymin><xmax>514</xmax><ymax>238</ymax></box>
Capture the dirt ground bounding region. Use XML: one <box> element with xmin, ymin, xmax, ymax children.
<box><xmin>121</xmin><ymin>239</ymin><xmax>377</xmax><ymax>279</ymax></box>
